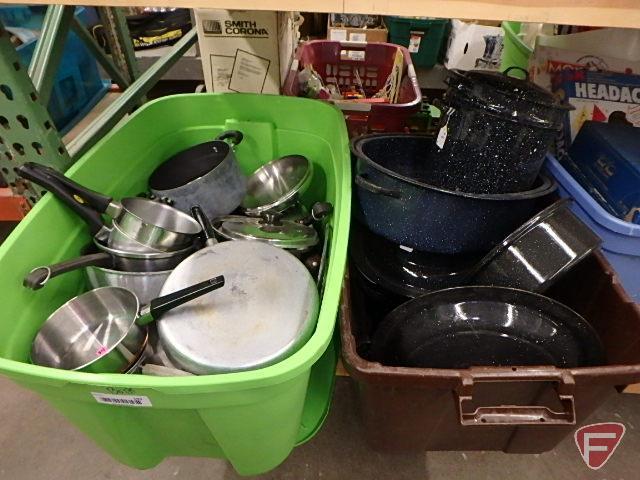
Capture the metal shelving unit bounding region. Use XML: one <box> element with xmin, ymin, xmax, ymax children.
<box><xmin>0</xmin><ymin>6</ymin><xmax>197</xmax><ymax>218</ymax></box>
<box><xmin>8</xmin><ymin>0</ymin><xmax>640</xmax><ymax>28</ymax></box>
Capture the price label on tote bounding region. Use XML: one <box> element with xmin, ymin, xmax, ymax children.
<box><xmin>91</xmin><ymin>392</ymin><xmax>152</xmax><ymax>407</ymax></box>
<box><xmin>408</xmin><ymin>32</ymin><xmax>423</xmax><ymax>53</ymax></box>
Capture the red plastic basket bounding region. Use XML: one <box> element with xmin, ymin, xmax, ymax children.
<box><xmin>283</xmin><ymin>40</ymin><xmax>422</xmax><ymax>137</ymax></box>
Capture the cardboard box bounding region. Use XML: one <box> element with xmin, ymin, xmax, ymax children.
<box><xmin>327</xmin><ymin>17</ymin><xmax>388</xmax><ymax>43</ymax></box>
<box><xmin>444</xmin><ymin>19</ymin><xmax>503</xmax><ymax>71</ymax></box>
<box><xmin>530</xmin><ymin>45</ymin><xmax>640</xmax><ymax>93</ymax></box>
<box><xmin>195</xmin><ymin>10</ymin><xmax>300</xmax><ymax>94</ymax></box>
<box><xmin>553</xmin><ymin>70</ymin><xmax>640</xmax><ymax>152</ymax></box>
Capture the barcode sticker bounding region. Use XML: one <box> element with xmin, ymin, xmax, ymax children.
<box><xmin>349</xmin><ymin>32</ymin><xmax>367</xmax><ymax>42</ymax></box>
<box><xmin>92</xmin><ymin>392</ymin><xmax>152</xmax><ymax>407</ymax></box>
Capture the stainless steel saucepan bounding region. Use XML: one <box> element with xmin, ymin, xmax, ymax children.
<box><xmin>18</xmin><ymin>162</ymin><xmax>201</xmax><ymax>252</ymax></box>
<box><xmin>31</xmin><ymin>275</ymin><xmax>226</xmax><ymax>373</ymax></box>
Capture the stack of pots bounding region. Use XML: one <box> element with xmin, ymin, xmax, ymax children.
<box><xmin>431</xmin><ymin>67</ymin><xmax>574</xmax><ymax>193</ymax></box>
<box><xmin>351</xmin><ymin>67</ymin><xmax>573</xmax><ymax>325</ymax></box>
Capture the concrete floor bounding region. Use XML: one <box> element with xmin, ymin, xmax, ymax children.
<box><xmin>0</xmin><ymin>375</ymin><xmax>638</xmax><ymax>479</ymax></box>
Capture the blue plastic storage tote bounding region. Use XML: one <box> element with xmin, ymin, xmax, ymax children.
<box><xmin>545</xmin><ymin>154</ymin><xmax>640</xmax><ymax>301</ymax></box>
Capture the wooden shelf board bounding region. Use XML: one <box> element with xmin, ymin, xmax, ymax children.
<box><xmin>7</xmin><ymin>0</ymin><xmax>640</xmax><ymax>29</ymax></box>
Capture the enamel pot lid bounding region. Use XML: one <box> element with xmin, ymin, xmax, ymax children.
<box><xmin>157</xmin><ymin>241</ymin><xmax>319</xmax><ymax>374</ymax></box>
<box><xmin>215</xmin><ymin>214</ymin><xmax>319</xmax><ymax>250</ymax></box>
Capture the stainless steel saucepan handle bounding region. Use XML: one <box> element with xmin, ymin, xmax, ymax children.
<box><xmin>24</xmin><ymin>253</ymin><xmax>113</xmax><ymax>290</ymax></box>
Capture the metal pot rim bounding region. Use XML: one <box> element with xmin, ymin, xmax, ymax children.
<box><xmin>447</xmin><ymin>68</ymin><xmax>574</xmax><ymax>112</ymax></box>
<box><xmin>351</xmin><ymin>134</ymin><xmax>558</xmax><ymax>200</ymax></box>
<box><xmin>122</xmin><ymin>334</ymin><xmax>150</xmax><ymax>374</ymax></box>
<box><xmin>94</xmin><ymin>238</ymin><xmax>195</xmax><ymax>259</ymax></box>
<box><xmin>443</xmin><ymin>90</ymin><xmax>567</xmax><ymax>131</ymax></box>
<box><xmin>149</xmin><ymin>142</ymin><xmax>233</xmax><ymax>193</ymax></box>
<box><xmin>388</xmin><ymin>284</ymin><xmax>585</xmax><ymax>313</ymax></box>
<box><xmin>32</xmin><ymin>286</ymin><xmax>141</xmax><ymax>371</ymax></box>
<box><xmin>85</xmin><ymin>265</ymin><xmax>173</xmax><ymax>276</ymax></box>
<box><xmin>118</xmin><ymin>197</ymin><xmax>202</xmax><ymax>235</ymax></box>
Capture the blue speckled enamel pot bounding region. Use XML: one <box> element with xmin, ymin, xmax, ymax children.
<box><xmin>351</xmin><ymin>134</ymin><xmax>557</xmax><ymax>255</ymax></box>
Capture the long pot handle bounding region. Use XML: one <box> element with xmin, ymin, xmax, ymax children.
<box><xmin>191</xmin><ymin>205</ymin><xmax>218</xmax><ymax>245</ymax></box>
<box><xmin>23</xmin><ymin>253</ymin><xmax>113</xmax><ymax>290</ymax></box>
<box><xmin>354</xmin><ymin>174</ymin><xmax>401</xmax><ymax>199</ymax></box>
<box><xmin>215</xmin><ymin>130</ymin><xmax>243</xmax><ymax>146</ymax></box>
<box><xmin>18</xmin><ymin>162</ymin><xmax>108</xmax><ymax>235</ymax></box>
<box><xmin>455</xmin><ymin>370</ymin><xmax>576</xmax><ymax>426</ymax></box>
<box><xmin>137</xmin><ymin>275</ymin><xmax>226</xmax><ymax>325</ymax></box>
<box><xmin>18</xmin><ymin>162</ymin><xmax>114</xmax><ymax>213</ymax></box>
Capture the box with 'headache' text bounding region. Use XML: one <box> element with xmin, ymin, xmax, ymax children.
<box><xmin>195</xmin><ymin>10</ymin><xmax>300</xmax><ymax>94</ymax></box>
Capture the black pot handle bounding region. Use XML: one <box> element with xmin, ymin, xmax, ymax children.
<box><xmin>17</xmin><ymin>162</ymin><xmax>107</xmax><ymax>235</ymax></box>
<box><xmin>355</xmin><ymin>175</ymin><xmax>401</xmax><ymax>199</ymax></box>
<box><xmin>18</xmin><ymin>162</ymin><xmax>113</xmax><ymax>213</ymax></box>
<box><xmin>191</xmin><ymin>205</ymin><xmax>218</xmax><ymax>244</ymax></box>
<box><xmin>144</xmin><ymin>275</ymin><xmax>226</xmax><ymax>322</ymax></box>
<box><xmin>216</xmin><ymin>130</ymin><xmax>244</xmax><ymax>147</ymax></box>
<box><xmin>311</xmin><ymin>202</ymin><xmax>333</xmax><ymax>222</ymax></box>
<box><xmin>23</xmin><ymin>252</ymin><xmax>113</xmax><ymax>290</ymax></box>
<box><xmin>502</xmin><ymin>66</ymin><xmax>529</xmax><ymax>80</ymax></box>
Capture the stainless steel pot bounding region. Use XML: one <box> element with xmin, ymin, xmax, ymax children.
<box><xmin>155</xmin><ymin>206</ymin><xmax>319</xmax><ymax>374</ymax></box>
<box><xmin>18</xmin><ymin>162</ymin><xmax>201</xmax><ymax>252</ymax></box>
<box><xmin>24</xmin><ymin>253</ymin><xmax>171</xmax><ymax>305</ymax></box>
<box><xmin>149</xmin><ymin>131</ymin><xmax>247</xmax><ymax>220</ymax></box>
<box><xmin>31</xmin><ymin>276</ymin><xmax>226</xmax><ymax>373</ymax></box>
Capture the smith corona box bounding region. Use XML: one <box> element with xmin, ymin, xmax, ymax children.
<box><xmin>195</xmin><ymin>10</ymin><xmax>300</xmax><ymax>93</ymax></box>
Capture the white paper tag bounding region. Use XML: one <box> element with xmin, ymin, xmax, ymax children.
<box><xmin>436</xmin><ymin>124</ymin><xmax>448</xmax><ymax>149</ymax></box>
<box><xmin>408</xmin><ymin>32</ymin><xmax>423</xmax><ymax>53</ymax></box>
<box><xmin>349</xmin><ymin>32</ymin><xmax>367</xmax><ymax>42</ymax></box>
<box><xmin>209</xmin><ymin>54</ymin><xmax>235</xmax><ymax>92</ymax></box>
<box><xmin>228</xmin><ymin>49</ymin><xmax>271</xmax><ymax>93</ymax></box>
<box><xmin>436</xmin><ymin>108</ymin><xmax>454</xmax><ymax>149</ymax></box>
<box><xmin>399</xmin><ymin>245</ymin><xmax>414</xmax><ymax>252</ymax></box>
<box><xmin>347</xmin><ymin>50</ymin><xmax>365</xmax><ymax>61</ymax></box>
<box><xmin>92</xmin><ymin>392</ymin><xmax>152</xmax><ymax>407</ymax></box>
<box><xmin>330</xmin><ymin>29</ymin><xmax>347</xmax><ymax>41</ymax></box>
